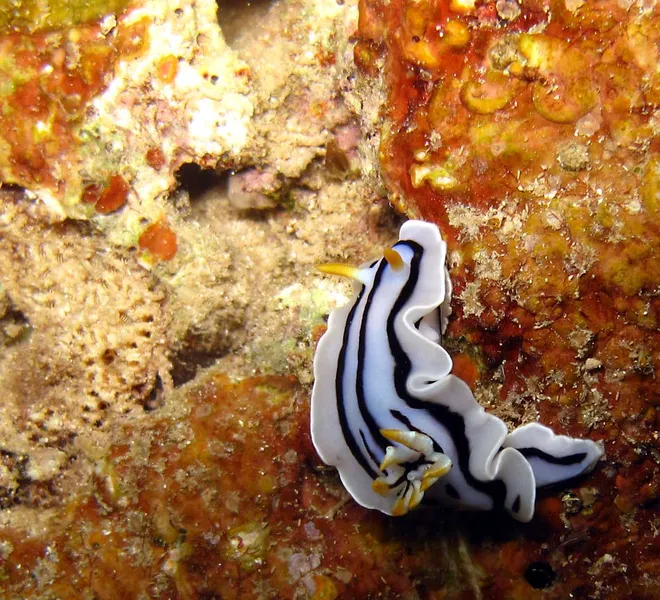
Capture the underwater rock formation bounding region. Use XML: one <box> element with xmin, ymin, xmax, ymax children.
<box><xmin>0</xmin><ymin>0</ymin><xmax>252</xmax><ymax>229</ymax></box>
<box><xmin>0</xmin><ymin>0</ymin><xmax>658</xmax><ymax>598</ymax></box>
<box><xmin>351</xmin><ymin>0</ymin><xmax>660</xmax><ymax>596</ymax></box>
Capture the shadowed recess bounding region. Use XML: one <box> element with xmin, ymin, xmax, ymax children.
<box><xmin>216</xmin><ymin>0</ymin><xmax>275</xmax><ymax>46</ymax></box>
<box><xmin>525</xmin><ymin>561</ymin><xmax>556</xmax><ymax>590</ymax></box>
<box><xmin>174</xmin><ymin>162</ymin><xmax>224</xmax><ymax>202</ymax></box>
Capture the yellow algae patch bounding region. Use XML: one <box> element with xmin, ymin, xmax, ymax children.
<box><xmin>0</xmin><ymin>0</ymin><xmax>131</xmax><ymax>34</ymax></box>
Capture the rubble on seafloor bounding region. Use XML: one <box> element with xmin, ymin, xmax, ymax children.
<box><xmin>0</xmin><ymin>0</ymin><xmax>658</xmax><ymax>598</ymax></box>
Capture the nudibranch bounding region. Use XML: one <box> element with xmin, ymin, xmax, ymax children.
<box><xmin>311</xmin><ymin>220</ymin><xmax>603</xmax><ymax>522</ymax></box>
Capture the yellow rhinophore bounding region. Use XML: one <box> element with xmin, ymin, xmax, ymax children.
<box><xmin>383</xmin><ymin>247</ymin><xmax>405</xmax><ymax>271</ymax></box>
<box><xmin>316</xmin><ymin>262</ymin><xmax>363</xmax><ymax>281</ymax></box>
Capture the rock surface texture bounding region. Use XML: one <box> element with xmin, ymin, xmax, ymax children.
<box><xmin>0</xmin><ymin>0</ymin><xmax>658</xmax><ymax>599</ymax></box>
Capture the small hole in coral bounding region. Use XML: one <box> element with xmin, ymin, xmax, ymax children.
<box><xmin>101</xmin><ymin>349</ymin><xmax>117</xmax><ymax>365</ymax></box>
<box><xmin>216</xmin><ymin>0</ymin><xmax>274</xmax><ymax>47</ymax></box>
<box><xmin>525</xmin><ymin>562</ymin><xmax>556</xmax><ymax>590</ymax></box>
<box><xmin>141</xmin><ymin>375</ymin><xmax>164</xmax><ymax>412</ymax></box>
<box><xmin>58</xmin><ymin>435</ymin><xmax>75</xmax><ymax>450</ymax></box>
<box><xmin>1</xmin><ymin>182</ymin><xmax>25</xmax><ymax>193</ymax></box>
<box><xmin>174</xmin><ymin>162</ymin><xmax>222</xmax><ymax>202</ymax></box>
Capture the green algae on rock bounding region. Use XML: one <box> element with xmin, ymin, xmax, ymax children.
<box><xmin>0</xmin><ymin>0</ymin><xmax>132</xmax><ymax>34</ymax></box>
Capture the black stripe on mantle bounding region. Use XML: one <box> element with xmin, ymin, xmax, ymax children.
<box><xmin>518</xmin><ymin>447</ymin><xmax>588</xmax><ymax>466</ymax></box>
<box><xmin>335</xmin><ymin>283</ymin><xmax>379</xmax><ymax>478</ymax></box>
<box><xmin>386</xmin><ymin>240</ymin><xmax>509</xmax><ymax>512</ymax></box>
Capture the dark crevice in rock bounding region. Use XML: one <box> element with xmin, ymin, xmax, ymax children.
<box><xmin>215</xmin><ymin>0</ymin><xmax>275</xmax><ymax>47</ymax></box>
<box><xmin>170</xmin><ymin>330</ymin><xmax>234</xmax><ymax>387</ymax></box>
<box><xmin>174</xmin><ymin>162</ymin><xmax>224</xmax><ymax>202</ymax></box>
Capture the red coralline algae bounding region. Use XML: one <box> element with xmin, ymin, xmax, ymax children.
<box><xmin>82</xmin><ymin>174</ymin><xmax>130</xmax><ymax>213</ymax></box>
<box><xmin>139</xmin><ymin>219</ymin><xmax>178</xmax><ymax>261</ymax></box>
<box><xmin>145</xmin><ymin>147</ymin><xmax>167</xmax><ymax>170</ymax></box>
<box><xmin>94</xmin><ymin>174</ymin><xmax>130</xmax><ymax>214</ymax></box>
<box><xmin>82</xmin><ymin>182</ymin><xmax>103</xmax><ymax>204</ymax></box>
<box><xmin>0</xmin><ymin>18</ymin><xmax>150</xmax><ymax>195</ymax></box>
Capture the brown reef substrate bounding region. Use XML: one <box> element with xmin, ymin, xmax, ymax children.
<box><xmin>3</xmin><ymin>372</ymin><xmax>656</xmax><ymax>600</ymax></box>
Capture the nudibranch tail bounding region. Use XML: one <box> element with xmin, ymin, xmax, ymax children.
<box><xmin>503</xmin><ymin>423</ymin><xmax>604</xmax><ymax>489</ymax></box>
<box><xmin>311</xmin><ymin>219</ymin><xmax>603</xmax><ymax>522</ymax></box>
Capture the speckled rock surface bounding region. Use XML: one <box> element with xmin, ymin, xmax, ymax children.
<box><xmin>0</xmin><ymin>374</ymin><xmax>494</xmax><ymax>599</ymax></box>
<box><xmin>0</xmin><ymin>0</ymin><xmax>658</xmax><ymax>598</ymax></box>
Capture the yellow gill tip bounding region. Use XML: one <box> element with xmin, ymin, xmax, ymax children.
<box><xmin>409</xmin><ymin>486</ymin><xmax>424</xmax><ymax>510</ymax></box>
<box><xmin>372</xmin><ymin>479</ymin><xmax>390</xmax><ymax>496</ymax></box>
<box><xmin>420</xmin><ymin>477</ymin><xmax>439</xmax><ymax>492</ymax></box>
<box><xmin>380</xmin><ymin>428</ymin><xmax>405</xmax><ymax>442</ymax></box>
<box><xmin>420</xmin><ymin>457</ymin><xmax>452</xmax><ymax>491</ymax></box>
<box><xmin>378</xmin><ymin>446</ymin><xmax>398</xmax><ymax>471</ymax></box>
<box><xmin>392</xmin><ymin>497</ymin><xmax>408</xmax><ymax>517</ymax></box>
<box><xmin>379</xmin><ymin>458</ymin><xmax>392</xmax><ymax>472</ymax></box>
<box><xmin>380</xmin><ymin>429</ymin><xmax>416</xmax><ymax>448</ymax></box>
<box><xmin>423</xmin><ymin>459</ymin><xmax>452</xmax><ymax>480</ymax></box>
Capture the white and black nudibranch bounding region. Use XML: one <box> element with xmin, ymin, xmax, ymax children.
<box><xmin>311</xmin><ymin>220</ymin><xmax>602</xmax><ymax>522</ymax></box>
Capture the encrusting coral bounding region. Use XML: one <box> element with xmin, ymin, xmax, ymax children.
<box><xmin>0</xmin><ymin>194</ymin><xmax>171</xmax><ymax>425</ymax></box>
<box><xmin>0</xmin><ymin>194</ymin><xmax>171</xmax><ymax>511</ymax></box>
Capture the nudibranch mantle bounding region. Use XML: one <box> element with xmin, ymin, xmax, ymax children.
<box><xmin>311</xmin><ymin>220</ymin><xmax>603</xmax><ymax>522</ymax></box>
